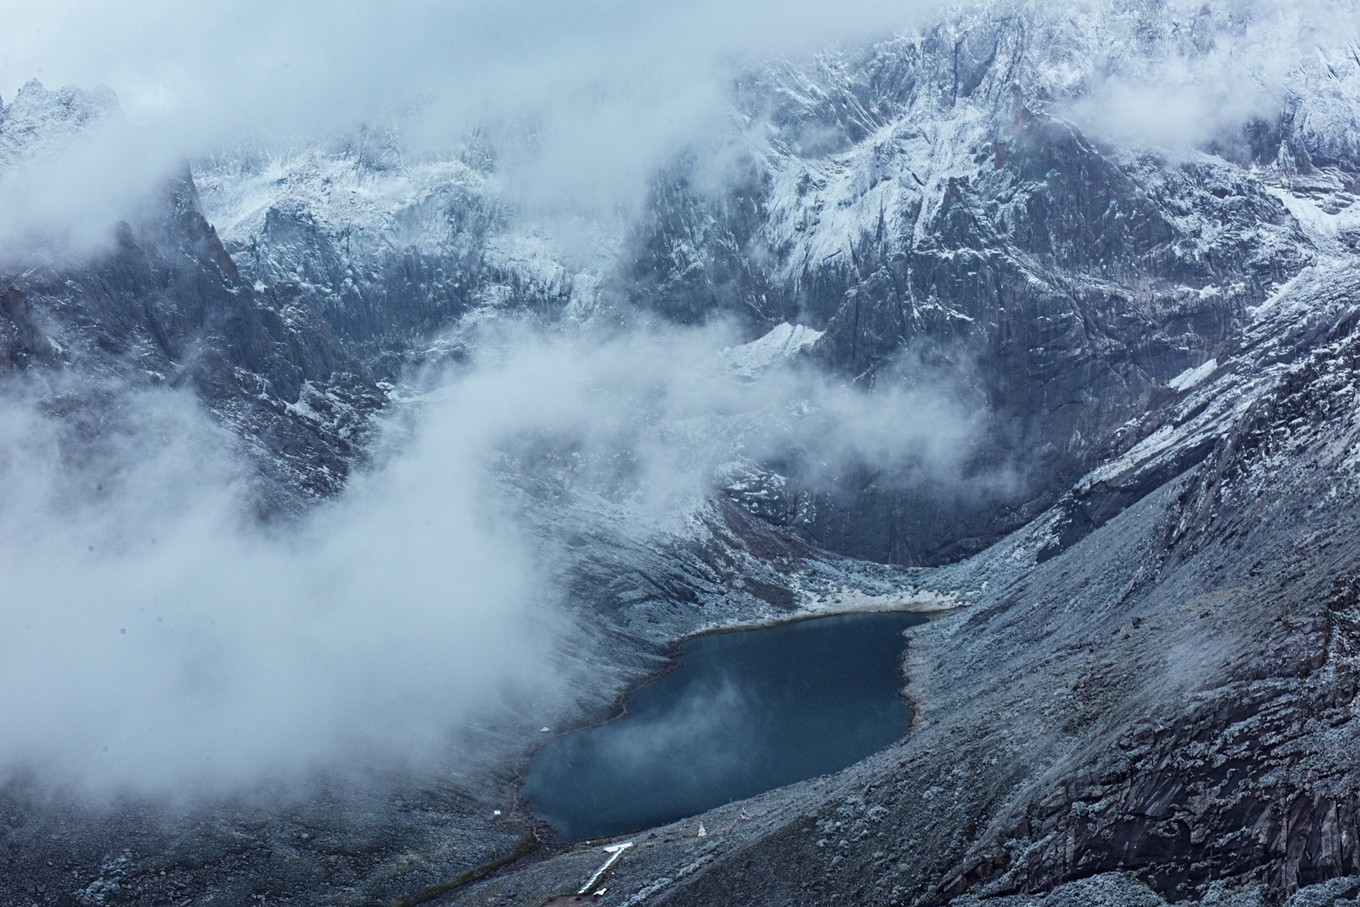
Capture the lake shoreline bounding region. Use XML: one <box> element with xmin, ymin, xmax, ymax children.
<box><xmin>521</xmin><ymin>609</ymin><xmax>935</xmax><ymax>843</ymax></box>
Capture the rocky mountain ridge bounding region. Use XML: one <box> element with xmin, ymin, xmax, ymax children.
<box><xmin>0</xmin><ymin>81</ymin><xmax>385</xmax><ymax>507</ymax></box>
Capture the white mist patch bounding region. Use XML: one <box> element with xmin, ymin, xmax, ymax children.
<box><xmin>1060</xmin><ymin>0</ymin><xmax>1360</xmax><ymax>153</ymax></box>
<box><xmin>442</xmin><ymin>322</ymin><xmax>982</xmax><ymax>527</ymax></box>
<box><xmin>0</xmin><ymin>382</ymin><xmax>559</xmax><ymax>798</ymax></box>
<box><xmin>0</xmin><ymin>322</ymin><xmax>981</xmax><ymax>800</ymax></box>
<box><xmin>0</xmin><ymin>83</ymin><xmax>188</xmax><ymax>267</ymax></box>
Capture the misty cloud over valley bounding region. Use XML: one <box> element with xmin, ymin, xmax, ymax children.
<box><xmin>0</xmin><ymin>321</ymin><xmax>980</xmax><ymax>797</ymax></box>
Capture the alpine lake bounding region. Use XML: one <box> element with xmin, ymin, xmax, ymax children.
<box><xmin>522</xmin><ymin>611</ymin><xmax>929</xmax><ymax>842</ymax></box>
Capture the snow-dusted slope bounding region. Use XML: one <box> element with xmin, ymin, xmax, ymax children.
<box><xmin>194</xmin><ymin>136</ymin><xmax>611</xmax><ymax>370</ymax></box>
<box><xmin>0</xmin><ymin>79</ymin><xmax>118</xmax><ymax>170</ymax></box>
<box><xmin>609</xmin><ymin>0</ymin><xmax>1360</xmax><ymax>566</ymax></box>
<box><xmin>722</xmin><ymin>321</ymin><xmax>824</xmax><ymax>378</ymax></box>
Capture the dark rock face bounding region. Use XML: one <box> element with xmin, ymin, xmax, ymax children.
<box><xmin>233</xmin><ymin>190</ymin><xmax>493</xmax><ymax>363</ymax></box>
<box><xmin>0</xmin><ymin>285</ymin><xmax>57</xmax><ymax>368</ymax></box>
<box><xmin>620</xmin><ymin>160</ymin><xmax>789</xmax><ymax>330</ymax></box>
<box><xmin>0</xmin><ymin>164</ymin><xmax>382</xmax><ymax>506</ymax></box>
<box><xmin>619</xmin><ymin>16</ymin><xmax>1311</xmax><ymax>566</ymax></box>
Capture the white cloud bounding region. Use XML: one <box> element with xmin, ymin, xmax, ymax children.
<box><xmin>0</xmin><ymin>379</ymin><xmax>564</xmax><ymax>797</ymax></box>
<box><xmin>1059</xmin><ymin>0</ymin><xmax>1360</xmax><ymax>152</ymax></box>
<box><xmin>0</xmin><ymin>0</ymin><xmax>941</xmax><ymax>262</ymax></box>
<box><xmin>0</xmin><ymin>320</ymin><xmax>980</xmax><ymax>799</ymax></box>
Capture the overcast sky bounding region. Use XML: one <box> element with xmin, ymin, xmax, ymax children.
<box><xmin>0</xmin><ymin>1</ymin><xmax>930</xmax><ymax>181</ymax></box>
